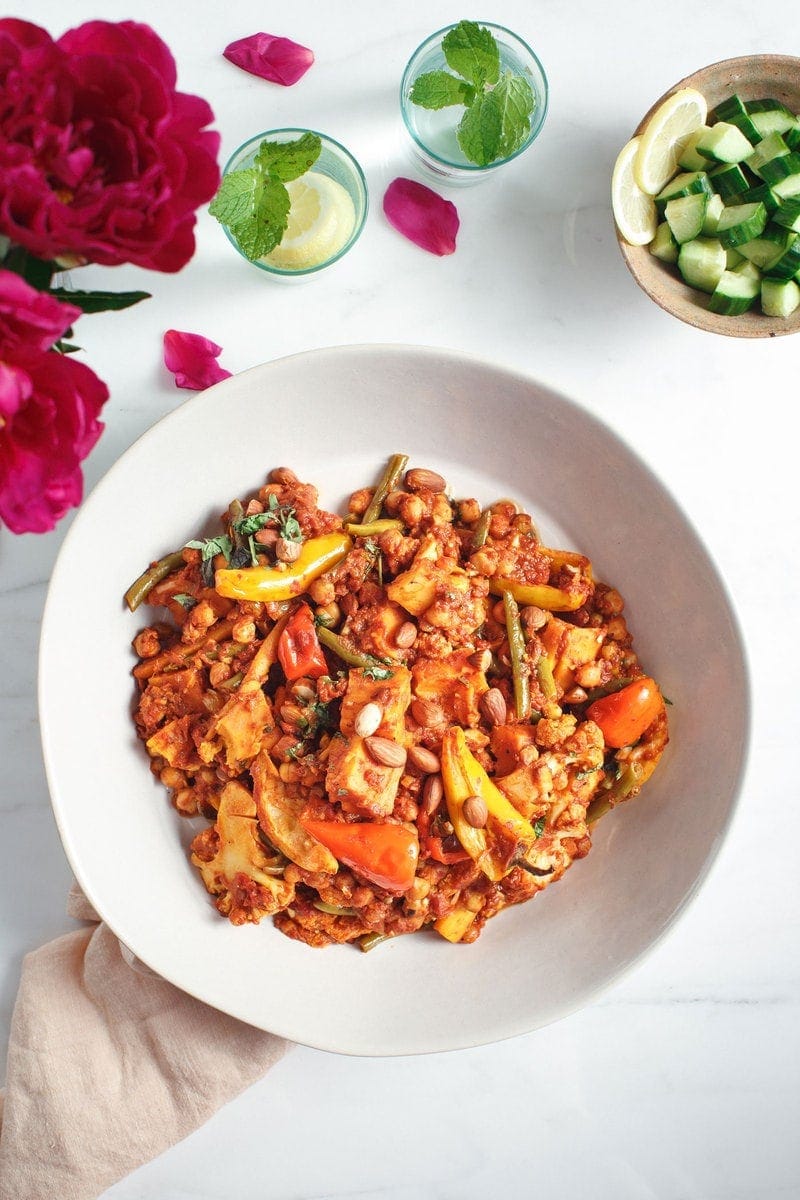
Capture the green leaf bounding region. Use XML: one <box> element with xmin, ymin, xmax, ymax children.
<box><xmin>48</xmin><ymin>288</ymin><xmax>151</xmax><ymax>314</ymax></box>
<box><xmin>1</xmin><ymin>246</ymin><xmax>57</xmax><ymax>290</ymax></box>
<box><xmin>185</xmin><ymin>535</ymin><xmax>232</xmax><ymax>563</ymax></box>
<box><xmin>493</xmin><ymin>70</ymin><xmax>535</xmax><ymax>158</ymax></box>
<box><xmin>442</xmin><ymin>20</ymin><xmax>500</xmax><ymax>88</ymax></box>
<box><xmin>55</xmin><ymin>340</ymin><xmax>82</xmax><ymax>355</ymax></box>
<box><xmin>533</xmin><ymin>818</ymin><xmax>546</xmax><ymax>838</ymax></box>
<box><xmin>255</xmin><ymin>132</ymin><xmax>322</xmax><ymax>183</ymax></box>
<box><xmin>409</xmin><ymin>70</ymin><xmax>474</xmax><ymax>110</ymax></box>
<box><xmin>457</xmin><ymin>90</ymin><xmax>503</xmax><ymax>166</ymax></box>
<box><xmin>172</xmin><ymin>593</ymin><xmax>197</xmax><ymax>610</ymax></box>
<box><xmin>209</xmin><ymin>168</ymin><xmax>260</xmax><ymax>225</ymax></box>
<box><xmin>233</xmin><ymin>176</ymin><xmax>291</xmax><ymax>260</ymax></box>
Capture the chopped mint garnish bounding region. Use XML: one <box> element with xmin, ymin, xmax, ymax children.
<box><xmin>172</xmin><ymin>593</ymin><xmax>197</xmax><ymax>610</ymax></box>
<box><xmin>209</xmin><ymin>132</ymin><xmax>322</xmax><ymax>261</ymax></box>
<box><xmin>409</xmin><ymin>20</ymin><xmax>534</xmax><ymax>167</ymax></box>
<box><xmin>184</xmin><ymin>535</ymin><xmax>232</xmax><ymax>586</ymax></box>
<box><xmin>533</xmin><ymin>817</ymin><xmax>546</xmax><ymax>839</ymax></box>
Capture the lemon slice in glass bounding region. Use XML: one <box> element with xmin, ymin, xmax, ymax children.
<box><xmin>612</xmin><ymin>137</ymin><xmax>657</xmax><ymax>245</ymax></box>
<box><xmin>633</xmin><ymin>87</ymin><xmax>708</xmax><ymax>195</ymax></box>
<box><xmin>263</xmin><ymin>172</ymin><xmax>356</xmax><ymax>271</ymax></box>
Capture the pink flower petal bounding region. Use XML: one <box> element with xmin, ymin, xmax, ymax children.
<box><xmin>223</xmin><ymin>33</ymin><xmax>314</xmax><ymax>86</ymax></box>
<box><xmin>383</xmin><ymin>178</ymin><xmax>459</xmax><ymax>256</ymax></box>
<box><xmin>163</xmin><ymin>330</ymin><xmax>232</xmax><ymax>391</ymax></box>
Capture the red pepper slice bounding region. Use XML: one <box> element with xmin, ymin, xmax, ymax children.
<box><xmin>300</xmin><ymin>816</ymin><xmax>419</xmax><ymax>893</ymax></box>
<box><xmin>277</xmin><ymin>603</ymin><xmax>328</xmax><ymax>680</ymax></box>
<box><xmin>585</xmin><ymin>676</ymin><xmax>664</xmax><ymax>748</ymax></box>
<box><xmin>417</xmin><ymin>809</ymin><xmax>470</xmax><ymax>866</ymax></box>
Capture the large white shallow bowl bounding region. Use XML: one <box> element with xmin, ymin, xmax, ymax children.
<box><xmin>39</xmin><ymin>345</ymin><xmax>749</xmax><ymax>1056</ymax></box>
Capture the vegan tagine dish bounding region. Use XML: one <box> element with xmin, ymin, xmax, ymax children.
<box><xmin>126</xmin><ymin>456</ymin><xmax>669</xmax><ymax>949</ymax></box>
<box><xmin>613</xmin><ymin>86</ymin><xmax>800</xmax><ymax>318</ymax></box>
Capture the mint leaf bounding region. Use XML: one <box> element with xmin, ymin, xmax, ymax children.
<box><xmin>409</xmin><ymin>70</ymin><xmax>475</xmax><ymax>110</ymax></box>
<box><xmin>230</xmin><ymin>176</ymin><xmax>290</xmax><ymax>260</ymax></box>
<box><xmin>493</xmin><ymin>70</ymin><xmax>535</xmax><ymax>158</ymax></box>
<box><xmin>173</xmin><ymin>593</ymin><xmax>197</xmax><ymax>610</ymax></box>
<box><xmin>209</xmin><ymin>168</ymin><xmax>260</xmax><ymax>225</ymax></box>
<box><xmin>533</xmin><ymin>817</ymin><xmax>546</xmax><ymax>839</ymax></box>
<box><xmin>457</xmin><ymin>90</ymin><xmax>503</xmax><ymax>166</ymax></box>
<box><xmin>442</xmin><ymin>20</ymin><xmax>500</xmax><ymax>89</ymax></box>
<box><xmin>255</xmin><ymin>132</ymin><xmax>322</xmax><ymax>183</ymax></box>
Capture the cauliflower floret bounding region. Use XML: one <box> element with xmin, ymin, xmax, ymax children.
<box><xmin>190</xmin><ymin>781</ymin><xmax>294</xmax><ymax>925</ymax></box>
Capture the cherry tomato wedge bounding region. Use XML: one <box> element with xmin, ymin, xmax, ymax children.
<box><xmin>585</xmin><ymin>676</ymin><xmax>664</xmax><ymax>748</ymax></box>
<box><xmin>277</xmin><ymin>603</ymin><xmax>328</xmax><ymax>680</ymax></box>
<box><xmin>300</xmin><ymin>816</ymin><xmax>419</xmax><ymax>893</ymax></box>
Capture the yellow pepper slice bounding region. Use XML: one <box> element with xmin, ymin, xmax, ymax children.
<box><xmin>215</xmin><ymin>532</ymin><xmax>352</xmax><ymax>602</ymax></box>
<box><xmin>434</xmin><ymin>906</ymin><xmax>478</xmax><ymax>943</ymax></box>
<box><xmin>441</xmin><ymin>727</ymin><xmax>538</xmax><ymax>881</ymax></box>
<box><xmin>489</xmin><ymin>578</ymin><xmax>586</xmax><ymax>612</ymax></box>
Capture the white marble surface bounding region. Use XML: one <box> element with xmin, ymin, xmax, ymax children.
<box><xmin>2</xmin><ymin>1</ymin><xmax>799</xmax><ymax>1196</ymax></box>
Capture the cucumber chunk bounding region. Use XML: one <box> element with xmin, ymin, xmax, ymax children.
<box><xmin>736</xmin><ymin>226</ymin><xmax>793</xmax><ymax>270</ymax></box>
<box><xmin>709</xmin><ymin>163</ymin><xmax>751</xmax><ymax>199</ymax></box>
<box><xmin>678</xmin><ymin>127</ymin><xmax>713</xmax><ymax>172</ymax></box>
<box><xmin>677</xmin><ymin>237</ymin><xmax>727</xmax><ymax>293</ymax></box>
<box><xmin>716</xmin><ymin>201</ymin><xmax>768</xmax><ymax>248</ymax></box>
<box><xmin>760</xmin><ymin>151</ymin><xmax>800</xmax><ymax>184</ymax></box>
<box><xmin>747</xmin><ymin>131</ymin><xmax>791</xmax><ymax>177</ymax></box>
<box><xmin>773</xmin><ymin>198</ymin><xmax>800</xmax><ymax>233</ymax></box>
<box><xmin>654</xmin><ymin>170</ymin><xmax>712</xmax><ymax>213</ymax></box>
<box><xmin>749</xmin><ymin>110</ymin><xmax>799</xmax><ymax>139</ymax></box>
<box><xmin>696</xmin><ymin>122</ymin><xmax>753</xmax><ymax>163</ymax></box>
<box><xmin>739</xmin><ymin>183</ymin><xmax>780</xmax><ymax>213</ymax></box>
<box><xmin>650</xmin><ymin>221</ymin><xmax>679</xmax><ymax>264</ymax></box>
<box><xmin>785</xmin><ymin>128</ymin><xmax>800</xmax><ymax>152</ymax></box>
<box><xmin>761</xmin><ymin>277</ymin><xmax>800</xmax><ymax>316</ymax></box>
<box><xmin>773</xmin><ymin>173</ymin><xmax>800</xmax><ymax>200</ymax></box>
<box><xmin>763</xmin><ymin>236</ymin><xmax>800</xmax><ymax>281</ymax></box>
<box><xmin>709</xmin><ymin>95</ymin><xmax>761</xmax><ymax>144</ymax></box>
<box><xmin>665</xmin><ymin>193</ymin><xmax>709</xmax><ymax>244</ymax></box>
<box><xmin>708</xmin><ymin>267</ymin><xmax>760</xmax><ymax>314</ymax></box>
<box><xmin>701</xmin><ymin>193</ymin><xmax>725</xmax><ymax>235</ymax></box>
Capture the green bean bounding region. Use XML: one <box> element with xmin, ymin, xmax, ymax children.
<box><xmin>361</xmin><ymin>453</ymin><xmax>409</xmax><ymax>525</ymax></box>
<box><xmin>345</xmin><ymin>519</ymin><xmax>403</xmax><ymax>537</ymax></box>
<box><xmin>586</xmin><ymin>762</ymin><xmax>643</xmax><ymax>824</ymax></box>
<box><xmin>583</xmin><ymin>676</ymin><xmax>635</xmax><ymax>705</ymax></box>
<box><xmin>218</xmin><ymin>671</ymin><xmax>243</xmax><ymax>691</ymax></box>
<box><xmin>359</xmin><ymin>931</ymin><xmax>392</xmax><ymax>952</ymax></box>
<box><xmin>124</xmin><ymin>551</ymin><xmax>186</xmax><ymax>612</ymax></box>
<box><xmin>317</xmin><ymin>626</ymin><xmax>392</xmax><ymax>674</ymax></box>
<box><xmin>313</xmin><ymin>901</ymin><xmax>358</xmax><ymax>917</ymax></box>
<box><xmin>472</xmin><ymin>508</ymin><xmax>492</xmax><ymax>549</ymax></box>
<box><xmin>535</xmin><ymin>654</ymin><xmax>558</xmax><ymax>702</ymax></box>
<box><xmin>502</xmin><ymin>590</ymin><xmax>531</xmax><ymax>720</ymax></box>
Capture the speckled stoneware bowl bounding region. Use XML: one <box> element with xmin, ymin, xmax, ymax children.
<box><xmin>617</xmin><ymin>54</ymin><xmax>800</xmax><ymax>338</ymax></box>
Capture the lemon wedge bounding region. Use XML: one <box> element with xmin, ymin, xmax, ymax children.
<box><xmin>612</xmin><ymin>137</ymin><xmax>657</xmax><ymax>245</ymax></box>
<box><xmin>263</xmin><ymin>172</ymin><xmax>356</xmax><ymax>271</ymax></box>
<box><xmin>634</xmin><ymin>88</ymin><xmax>708</xmax><ymax>195</ymax></box>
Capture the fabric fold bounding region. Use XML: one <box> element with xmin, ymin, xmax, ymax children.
<box><xmin>0</xmin><ymin>888</ymin><xmax>287</xmax><ymax>1200</ymax></box>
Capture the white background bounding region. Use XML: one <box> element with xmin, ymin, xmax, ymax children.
<box><xmin>1</xmin><ymin>1</ymin><xmax>799</xmax><ymax>1196</ymax></box>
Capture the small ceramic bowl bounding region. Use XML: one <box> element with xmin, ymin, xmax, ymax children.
<box><xmin>617</xmin><ymin>55</ymin><xmax>800</xmax><ymax>337</ymax></box>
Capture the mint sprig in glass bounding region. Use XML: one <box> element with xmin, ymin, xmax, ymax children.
<box><xmin>401</xmin><ymin>20</ymin><xmax>549</xmax><ymax>183</ymax></box>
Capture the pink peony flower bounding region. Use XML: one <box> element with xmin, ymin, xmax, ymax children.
<box><xmin>163</xmin><ymin>330</ymin><xmax>232</xmax><ymax>391</ymax></box>
<box><xmin>223</xmin><ymin>32</ymin><xmax>314</xmax><ymax>86</ymax></box>
<box><xmin>0</xmin><ymin>269</ymin><xmax>108</xmax><ymax>534</ymax></box>
<box><xmin>0</xmin><ymin>19</ymin><xmax>220</xmax><ymax>272</ymax></box>
<box><xmin>383</xmin><ymin>178</ymin><xmax>459</xmax><ymax>256</ymax></box>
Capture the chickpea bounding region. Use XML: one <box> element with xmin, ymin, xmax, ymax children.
<box><xmin>347</xmin><ymin>487</ymin><xmax>373</xmax><ymax>517</ymax></box>
<box><xmin>309</xmin><ymin>576</ymin><xmax>336</xmax><ymax>605</ymax></box>
<box><xmin>458</xmin><ymin>498</ymin><xmax>481</xmax><ymax>524</ymax></box>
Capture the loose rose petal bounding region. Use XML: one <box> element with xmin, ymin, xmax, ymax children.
<box><xmin>163</xmin><ymin>330</ymin><xmax>232</xmax><ymax>391</ymax></box>
<box><xmin>223</xmin><ymin>33</ymin><xmax>314</xmax><ymax>86</ymax></box>
<box><xmin>383</xmin><ymin>178</ymin><xmax>459</xmax><ymax>256</ymax></box>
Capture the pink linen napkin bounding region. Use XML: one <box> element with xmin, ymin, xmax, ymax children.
<box><xmin>0</xmin><ymin>884</ymin><xmax>288</xmax><ymax>1199</ymax></box>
